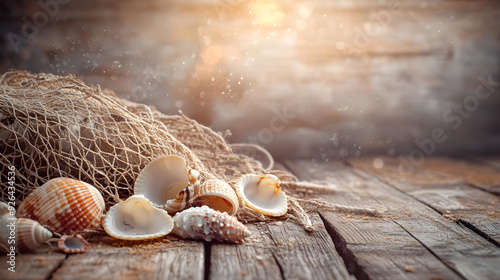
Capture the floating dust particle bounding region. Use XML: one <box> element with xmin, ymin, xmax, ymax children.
<box><xmin>346</xmin><ymin>214</ymin><xmax>353</xmax><ymax>218</ymax></box>
<box><xmin>362</xmin><ymin>216</ymin><xmax>370</xmax><ymax>220</ymax></box>
<box><xmin>275</xmin><ymin>221</ymin><xmax>283</xmax><ymax>226</ymax></box>
<box><xmin>255</xmin><ymin>255</ymin><xmax>264</xmax><ymax>261</ymax></box>
<box><xmin>489</xmin><ymin>233</ymin><xmax>498</xmax><ymax>236</ymax></box>
<box><xmin>404</xmin><ymin>266</ymin><xmax>414</xmax><ymax>273</ymax></box>
<box><xmin>260</xmin><ymin>222</ymin><xmax>266</xmax><ymax>225</ymax></box>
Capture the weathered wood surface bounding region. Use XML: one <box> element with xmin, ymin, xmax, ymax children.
<box><xmin>51</xmin><ymin>232</ymin><xmax>205</xmax><ymax>280</ymax></box>
<box><xmin>285</xmin><ymin>160</ymin><xmax>463</xmax><ymax>280</ymax></box>
<box><xmin>349</xmin><ymin>156</ymin><xmax>500</xmax><ymax>246</ymax></box>
<box><xmin>2</xmin><ymin>157</ymin><xmax>500</xmax><ymax>280</ymax></box>
<box><xmin>285</xmin><ymin>159</ymin><xmax>500</xmax><ymax>280</ymax></box>
<box><xmin>0</xmin><ymin>250</ymin><xmax>66</xmax><ymax>280</ymax></box>
<box><xmin>210</xmin><ymin>214</ymin><xmax>353</xmax><ymax>280</ymax></box>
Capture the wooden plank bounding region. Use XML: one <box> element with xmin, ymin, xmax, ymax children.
<box><xmin>349</xmin><ymin>156</ymin><xmax>500</xmax><ymax>245</ymax></box>
<box><xmin>209</xmin><ymin>223</ymin><xmax>282</xmax><ymax>280</ymax></box>
<box><xmin>393</xmin><ymin>157</ymin><xmax>500</xmax><ymax>195</ymax></box>
<box><xmin>0</xmin><ymin>252</ymin><xmax>66</xmax><ymax>280</ymax></box>
<box><xmin>286</xmin><ymin>159</ymin><xmax>500</xmax><ymax>280</ymax></box>
<box><xmin>210</xmin><ymin>214</ymin><xmax>354</xmax><ymax>280</ymax></box>
<box><xmin>51</xmin><ymin>232</ymin><xmax>204</xmax><ymax>280</ymax></box>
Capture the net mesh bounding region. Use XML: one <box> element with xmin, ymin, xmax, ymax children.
<box><xmin>0</xmin><ymin>70</ymin><xmax>315</xmax><ymax>229</ymax></box>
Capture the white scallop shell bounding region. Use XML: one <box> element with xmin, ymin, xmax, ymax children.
<box><xmin>103</xmin><ymin>194</ymin><xmax>174</xmax><ymax>240</ymax></box>
<box><xmin>134</xmin><ymin>156</ymin><xmax>190</xmax><ymax>208</ymax></box>
<box><xmin>165</xmin><ymin>178</ymin><xmax>239</xmax><ymax>215</ymax></box>
<box><xmin>58</xmin><ymin>234</ymin><xmax>90</xmax><ymax>254</ymax></box>
<box><xmin>236</xmin><ymin>174</ymin><xmax>287</xmax><ymax>217</ymax></box>
<box><xmin>172</xmin><ymin>206</ymin><xmax>251</xmax><ymax>243</ymax></box>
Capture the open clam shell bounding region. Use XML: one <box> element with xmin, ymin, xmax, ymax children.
<box><xmin>16</xmin><ymin>177</ymin><xmax>105</xmax><ymax>234</ymax></box>
<box><xmin>236</xmin><ymin>174</ymin><xmax>287</xmax><ymax>217</ymax></box>
<box><xmin>134</xmin><ymin>155</ymin><xmax>191</xmax><ymax>208</ymax></box>
<box><xmin>103</xmin><ymin>194</ymin><xmax>174</xmax><ymax>240</ymax></box>
<box><xmin>173</xmin><ymin>206</ymin><xmax>251</xmax><ymax>243</ymax></box>
<box><xmin>58</xmin><ymin>234</ymin><xmax>90</xmax><ymax>254</ymax></box>
<box><xmin>165</xmin><ymin>178</ymin><xmax>239</xmax><ymax>215</ymax></box>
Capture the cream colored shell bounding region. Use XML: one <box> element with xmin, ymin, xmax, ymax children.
<box><xmin>172</xmin><ymin>206</ymin><xmax>251</xmax><ymax>243</ymax></box>
<box><xmin>165</xmin><ymin>178</ymin><xmax>239</xmax><ymax>215</ymax></box>
<box><xmin>103</xmin><ymin>195</ymin><xmax>174</xmax><ymax>240</ymax></box>
<box><xmin>236</xmin><ymin>174</ymin><xmax>287</xmax><ymax>217</ymax></box>
<box><xmin>134</xmin><ymin>155</ymin><xmax>190</xmax><ymax>208</ymax></box>
<box><xmin>17</xmin><ymin>218</ymin><xmax>53</xmax><ymax>252</ymax></box>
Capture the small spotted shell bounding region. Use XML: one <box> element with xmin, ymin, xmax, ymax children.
<box><xmin>172</xmin><ymin>206</ymin><xmax>251</xmax><ymax>243</ymax></box>
<box><xmin>103</xmin><ymin>195</ymin><xmax>174</xmax><ymax>240</ymax></box>
<box><xmin>58</xmin><ymin>234</ymin><xmax>90</xmax><ymax>254</ymax></box>
<box><xmin>165</xmin><ymin>178</ymin><xmax>239</xmax><ymax>215</ymax></box>
<box><xmin>16</xmin><ymin>178</ymin><xmax>105</xmax><ymax>234</ymax></box>
<box><xmin>236</xmin><ymin>174</ymin><xmax>287</xmax><ymax>217</ymax></box>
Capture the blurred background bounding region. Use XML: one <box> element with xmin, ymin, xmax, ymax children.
<box><xmin>1</xmin><ymin>0</ymin><xmax>499</xmax><ymax>160</ymax></box>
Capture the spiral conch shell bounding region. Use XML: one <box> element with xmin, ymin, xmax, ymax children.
<box><xmin>0</xmin><ymin>204</ymin><xmax>53</xmax><ymax>253</ymax></box>
<box><xmin>58</xmin><ymin>234</ymin><xmax>90</xmax><ymax>254</ymax></box>
<box><xmin>134</xmin><ymin>155</ymin><xmax>191</xmax><ymax>208</ymax></box>
<box><xmin>103</xmin><ymin>195</ymin><xmax>174</xmax><ymax>240</ymax></box>
<box><xmin>165</xmin><ymin>178</ymin><xmax>239</xmax><ymax>215</ymax></box>
<box><xmin>16</xmin><ymin>177</ymin><xmax>105</xmax><ymax>234</ymax></box>
<box><xmin>173</xmin><ymin>206</ymin><xmax>251</xmax><ymax>243</ymax></box>
<box><xmin>236</xmin><ymin>174</ymin><xmax>287</xmax><ymax>217</ymax></box>
<box><xmin>17</xmin><ymin>218</ymin><xmax>53</xmax><ymax>252</ymax></box>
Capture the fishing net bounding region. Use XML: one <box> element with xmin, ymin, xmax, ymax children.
<box><xmin>0</xmin><ymin>70</ymin><xmax>317</xmax><ymax>230</ymax></box>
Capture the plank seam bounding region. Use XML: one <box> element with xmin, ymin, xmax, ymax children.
<box><xmin>354</xmin><ymin>167</ymin><xmax>500</xmax><ymax>249</ymax></box>
<box><xmin>45</xmin><ymin>254</ymin><xmax>68</xmax><ymax>280</ymax></box>
<box><xmin>270</xmin><ymin>250</ymin><xmax>286</xmax><ymax>280</ymax></box>
<box><xmin>392</xmin><ymin>221</ymin><xmax>466</xmax><ymax>280</ymax></box>
<box><xmin>204</xmin><ymin>242</ymin><xmax>211</xmax><ymax>280</ymax></box>
<box><xmin>318</xmin><ymin>211</ymin><xmax>368</xmax><ymax>280</ymax></box>
<box><xmin>458</xmin><ymin>220</ymin><xmax>500</xmax><ymax>248</ymax></box>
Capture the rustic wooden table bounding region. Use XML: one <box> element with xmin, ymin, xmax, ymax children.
<box><xmin>1</xmin><ymin>157</ymin><xmax>499</xmax><ymax>280</ymax></box>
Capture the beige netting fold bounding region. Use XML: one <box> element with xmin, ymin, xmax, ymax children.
<box><xmin>0</xmin><ymin>70</ymin><xmax>319</xmax><ymax>230</ymax></box>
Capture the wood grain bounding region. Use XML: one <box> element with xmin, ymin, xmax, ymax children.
<box><xmin>0</xmin><ymin>252</ymin><xmax>66</xmax><ymax>280</ymax></box>
<box><xmin>350</xmin><ymin>156</ymin><xmax>500</xmax><ymax>245</ymax></box>
<box><xmin>210</xmin><ymin>214</ymin><xmax>354</xmax><ymax>280</ymax></box>
<box><xmin>286</xmin><ymin>159</ymin><xmax>500</xmax><ymax>280</ymax></box>
<box><xmin>50</xmin><ymin>232</ymin><xmax>204</xmax><ymax>280</ymax></box>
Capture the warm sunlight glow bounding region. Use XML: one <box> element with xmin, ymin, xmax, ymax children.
<box><xmin>250</xmin><ymin>0</ymin><xmax>284</xmax><ymax>27</ymax></box>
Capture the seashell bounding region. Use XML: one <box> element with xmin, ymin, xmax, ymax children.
<box><xmin>134</xmin><ymin>155</ymin><xmax>191</xmax><ymax>208</ymax></box>
<box><xmin>187</xmin><ymin>168</ymin><xmax>200</xmax><ymax>185</ymax></box>
<box><xmin>103</xmin><ymin>194</ymin><xmax>174</xmax><ymax>240</ymax></box>
<box><xmin>172</xmin><ymin>206</ymin><xmax>251</xmax><ymax>243</ymax></box>
<box><xmin>16</xmin><ymin>177</ymin><xmax>105</xmax><ymax>234</ymax></box>
<box><xmin>58</xmin><ymin>234</ymin><xmax>90</xmax><ymax>254</ymax></box>
<box><xmin>236</xmin><ymin>174</ymin><xmax>287</xmax><ymax>217</ymax></box>
<box><xmin>0</xmin><ymin>202</ymin><xmax>17</xmax><ymax>253</ymax></box>
<box><xmin>17</xmin><ymin>218</ymin><xmax>53</xmax><ymax>252</ymax></box>
<box><xmin>165</xmin><ymin>178</ymin><xmax>239</xmax><ymax>215</ymax></box>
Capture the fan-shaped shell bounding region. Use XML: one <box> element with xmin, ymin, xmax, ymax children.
<box><xmin>173</xmin><ymin>206</ymin><xmax>251</xmax><ymax>243</ymax></box>
<box><xmin>103</xmin><ymin>194</ymin><xmax>174</xmax><ymax>240</ymax></box>
<box><xmin>165</xmin><ymin>178</ymin><xmax>239</xmax><ymax>215</ymax></box>
<box><xmin>16</xmin><ymin>177</ymin><xmax>105</xmax><ymax>234</ymax></box>
<box><xmin>134</xmin><ymin>156</ymin><xmax>191</xmax><ymax>208</ymax></box>
<box><xmin>17</xmin><ymin>218</ymin><xmax>53</xmax><ymax>252</ymax></box>
<box><xmin>58</xmin><ymin>234</ymin><xmax>90</xmax><ymax>254</ymax></box>
<box><xmin>236</xmin><ymin>174</ymin><xmax>287</xmax><ymax>217</ymax></box>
